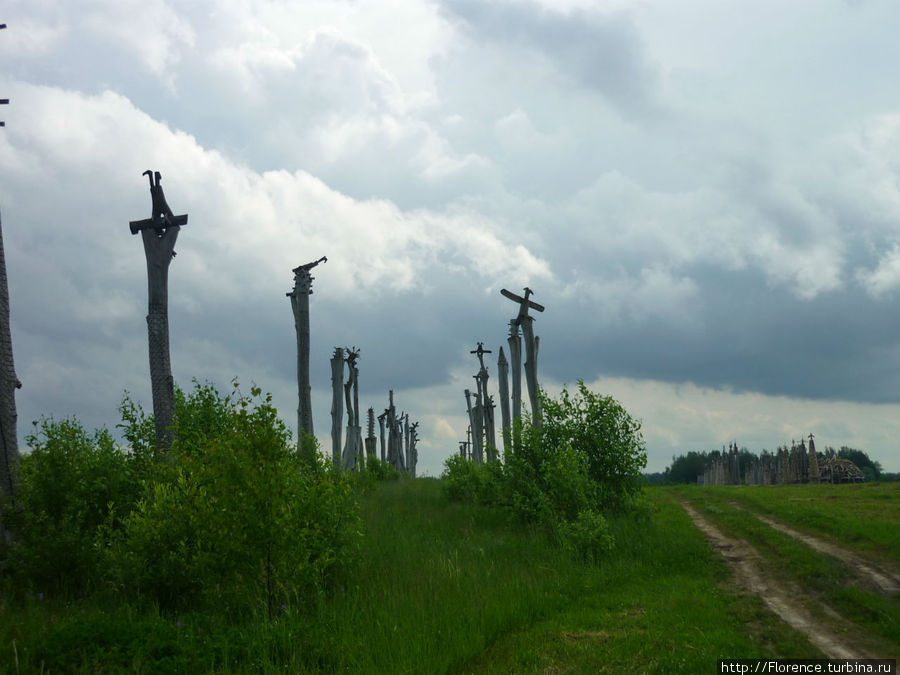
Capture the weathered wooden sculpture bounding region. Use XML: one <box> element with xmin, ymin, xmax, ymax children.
<box><xmin>0</xmin><ymin>208</ymin><xmax>21</xmax><ymax>534</ymax></box>
<box><xmin>129</xmin><ymin>170</ymin><xmax>187</xmax><ymax>453</ymax></box>
<box><xmin>506</xmin><ymin>321</ymin><xmax>522</xmax><ymax>425</ymax></box>
<box><xmin>287</xmin><ymin>256</ymin><xmax>326</xmax><ymax>441</ymax></box>
<box><xmin>807</xmin><ymin>433</ymin><xmax>820</xmax><ymax>483</ymax></box>
<box><xmin>378</xmin><ymin>409</ymin><xmax>387</xmax><ymax>462</ymax></box>
<box><xmin>365</xmin><ymin>406</ymin><xmax>377</xmax><ymax>458</ymax></box>
<box><xmin>497</xmin><ymin>347</ymin><xmax>511</xmax><ymax>454</ymax></box>
<box><xmin>330</xmin><ymin>347</ymin><xmax>344</xmax><ymax>467</ymax></box>
<box><xmin>386</xmin><ymin>390</ymin><xmax>405</xmax><ymax>472</ymax></box>
<box><xmin>408</xmin><ymin>421</ymin><xmax>419</xmax><ymax>478</ymax></box>
<box><xmin>484</xmin><ymin>395</ymin><xmax>497</xmax><ymax>462</ymax></box>
<box><xmin>464</xmin><ymin>388</ymin><xmax>482</xmax><ymax>464</ymax></box>
<box><xmin>501</xmin><ymin>287</ymin><xmax>544</xmax><ymax>427</ymax></box>
<box><xmin>342</xmin><ymin>347</ymin><xmax>363</xmax><ymax>470</ymax></box>
<box><xmin>0</xmin><ymin>26</ymin><xmax>16</xmax><ymax>542</ymax></box>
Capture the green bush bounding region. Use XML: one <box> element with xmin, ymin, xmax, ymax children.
<box><xmin>114</xmin><ymin>382</ymin><xmax>361</xmax><ymax>614</ymax></box>
<box><xmin>557</xmin><ymin>509</ymin><xmax>615</xmax><ymax>563</ymax></box>
<box><xmin>442</xmin><ymin>382</ymin><xmax>645</xmax><ymax>561</ymax></box>
<box><xmin>441</xmin><ymin>454</ymin><xmax>502</xmax><ymax>505</ymax></box>
<box><xmin>539</xmin><ymin>381</ymin><xmax>646</xmax><ymax>511</ymax></box>
<box><xmin>7</xmin><ymin>417</ymin><xmax>143</xmax><ymax>594</ymax></box>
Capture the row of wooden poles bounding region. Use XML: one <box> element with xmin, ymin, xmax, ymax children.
<box><xmin>461</xmin><ymin>288</ymin><xmax>544</xmax><ymax>463</ymax></box>
<box><xmin>288</xmin><ymin>261</ymin><xmax>419</xmax><ymax>476</ymax></box>
<box><xmin>124</xmin><ymin>172</ymin><xmax>417</xmax><ymax>474</ymax></box>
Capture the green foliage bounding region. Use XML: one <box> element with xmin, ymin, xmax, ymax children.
<box><xmin>114</xmin><ymin>382</ymin><xmax>361</xmax><ymax>614</ymax></box>
<box><xmin>2</xmin><ymin>379</ymin><xmax>362</xmax><ymax>620</ymax></box>
<box><xmin>441</xmin><ymin>454</ymin><xmax>503</xmax><ymax>505</ymax></box>
<box><xmin>443</xmin><ymin>382</ymin><xmax>646</xmax><ymax>561</ymax></box>
<box><xmin>7</xmin><ymin>417</ymin><xmax>143</xmax><ymax>593</ymax></box>
<box><xmin>556</xmin><ymin>509</ymin><xmax>615</xmax><ymax>563</ymax></box>
<box><xmin>539</xmin><ymin>381</ymin><xmax>646</xmax><ymax>511</ymax></box>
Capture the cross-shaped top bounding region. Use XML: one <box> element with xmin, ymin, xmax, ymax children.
<box><xmin>501</xmin><ymin>287</ymin><xmax>545</xmax><ymax>325</ymax></box>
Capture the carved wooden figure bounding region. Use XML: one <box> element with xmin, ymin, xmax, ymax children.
<box><xmin>342</xmin><ymin>347</ymin><xmax>362</xmax><ymax>470</ymax></box>
<box><xmin>365</xmin><ymin>406</ymin><xmax>377</xmax><ymax>458</ymax></box>
<box><xmin>287</xmin><ymin>256</ymin><xmax>326</xmax><ymax>441</ymax></box>
<box><xmin>129</xmin><ymin>171</ymin><xmax>188</xmax><ymax>454</ymax></box>
<box><xmin>330</xmin><ymin>347</ymin><xmax>344</xmax><ymax>467</ymax></box>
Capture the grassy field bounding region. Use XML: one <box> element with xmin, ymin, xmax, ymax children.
<box><xmin>2</xmin><ymin>479</ymin><xmax>897</xmax><ymax>672</ymax></box>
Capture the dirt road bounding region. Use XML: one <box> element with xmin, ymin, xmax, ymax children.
<box><xmin>679</xmin><ymin>499</ymin><xmax>882</xmax><ymax>659</ymax></box>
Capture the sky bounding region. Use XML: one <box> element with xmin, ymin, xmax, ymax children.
<box><xmin>2</xmin><ymin>0</ymin><xmax>900</xmax><ymax>476</ymax></box>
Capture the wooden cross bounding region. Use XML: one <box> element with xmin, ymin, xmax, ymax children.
<box><xmin>129</xmin><ymin>170</ymin><xmax>187</xmax><ymax>235</ymax></box>
<box><xmin>470</xmin><ymin>341</ymin><xmax>492</xmax><ymax>371</ymax></box>
<box><xmin>501</xmin><ymin>287</ymin><xmax>545</xmax><ymax>325</ymax></box>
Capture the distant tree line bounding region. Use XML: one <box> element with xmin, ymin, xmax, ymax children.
<box><xmin>662</xmin><ymin>446</ymin><xmax>889</xmax><ymax>484</ymax></box>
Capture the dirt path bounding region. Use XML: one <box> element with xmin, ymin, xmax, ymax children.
<box><xmin>679</xmin><ymin>499</ymin><xmax>873</xmax><ymax>659</ymax></box>
<box><xmin>729</xmin><ymin>503</ymin><xmax>900</xmax><ymax>595</ymax></box>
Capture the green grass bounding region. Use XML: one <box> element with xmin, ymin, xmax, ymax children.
<box><xmin>0</xmin><ymin>480</ymin><xmax>846</xmax><ymax>672</ymax></box>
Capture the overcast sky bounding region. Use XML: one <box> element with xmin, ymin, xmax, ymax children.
<box><xmin>2</xmin><ymin>0</ymin><xmax>900</xmax><ymax>475</ymax></box>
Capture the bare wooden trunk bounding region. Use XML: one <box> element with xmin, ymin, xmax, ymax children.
<box><xmin>507</xmin><ymin>322</ymin><xmax>522</xmax><ymax>425</ymax></box>
<box><xmin>288</xmin><ymin>272</ymin><xmax>314</xmax><ymax>439</ymax></box>
<box><xmin>0</xmin><ymin>210</ymin><xmax>20</xmax><ymax>534</ymax></box>
<box><xmin>497</xmin><ymin>347</ymin><xmax>510</xmax><ymax>454</ymax></box>
<box><xmin>520</xmin><ymin>317</ymin><xmax>541</xmax><ymax>427</ymax></box>
<box><xmin>330</xmin><ymin>348</ymin><xmax>344</xmax><ymax>468</ymax></box>
<box><xmin>141</xmin><ymin>227</ymin><xmax>179</xmax><ymax>453</ymax></box>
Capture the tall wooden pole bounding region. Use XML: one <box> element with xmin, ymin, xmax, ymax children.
<box><xmin>0</xmin><ymin>29</ymin><xmax>20</xmax><ymax>537</ymax></box>
<box><xmin>329</xmin><ymin>347</ymin><xmax>344</xmax><ymax>468</ymax></box>
<box><xmin>287</xmin><ymin>256</ymin><xmax>325</xmax><ymax>441</ymax></box>
<box><xmin>507</xmin><ymin>321</ymin><xmax>522</xmax><ymax>425</ymax></box>
<box><xmin>0</xmin><ymin>208</ymin><xmax>21</xmax><ymax>535</ymax></box>
<box><xmin>497</xmin><ymin>347</ymin><xmax>510</xmax><ymax>454</ymax></box>
<box><xmin>521</xmin><ymin>316</ymin><xmax>541</xmax><ymax>427</ymax></box>
<box><xmin>129</xmin><ymin>171</ymin><xmax>187</xmax><ymax>455</ymax></box>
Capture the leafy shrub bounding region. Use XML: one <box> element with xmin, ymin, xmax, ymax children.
<box><xmin>441</xmin><ymin>454</ymin><xmax>502</xmax><ymax>505</ymax></box>
<box><xmin>7</xmin><ymin>418</ymin><xmax>143</xmax><ymax>593</ymax></box>
<box><xmin>539</xmin><ymin>381</ymin><xmax>646</xmax><ymax>511</ymax></box>
<box><xmin>443</xmin><ymin>382</ymin><xmax>645</xmax><ymax>561</ymax></box>
<box><xmin>557</xmin><ymin>509</ymin><xmax>615</xmax><ymax>563</ymax></box>
<box><xmin>114</xmin><ymin>382</ymin><xmax>361</xmax><ymax>614</ymax></box>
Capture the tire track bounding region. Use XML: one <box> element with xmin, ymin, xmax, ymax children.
<box><xmin>727</xmin><ymin>502</ymin><xmax>900</xmax><ymax>595</ymax></box>
<box><xmin>679</xmin><ymin>499</ymin><xmax>871</xmax><ymax>659</ymax></box>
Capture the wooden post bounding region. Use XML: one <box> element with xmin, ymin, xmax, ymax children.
<box><xmin>0</xmin><ymin>208</ymin><xmax>21</xmax><ymax>534</ymax></box>
<box><xmin>341</xmin><ymin>348</ymin><xmax>361</xmax><ymax>471</ymax></box>
<box><xmin>501</xmin><ymin>288</ymin><xmax>544</xmax><ymax>428</ymax></box>
<box><xmin>484</xmin><ymin>395</ymin><xmax>497</xmax><ymax>461</ymax></box>
<box><xmin>287</xmin><ymin>256</ymin><xmax>326</xmax><ymax>441</ymax></box>
<box><xmin>520</xmin><ymin>316</ymin><xmax>541</xmax><ymax>427</ymax></box>
<box><xmin>464</xmin><ymin>388</ymin><xmax>482</xmax><ymax>463</ymax></box>
<box><xmin>497</xmin><ymin>347</ymin><xmax>510</xmax><ymax>454</ymax></box>
<box><xmin>365</xmin><ymin>407</ymin><xmax>377</xmax><ymax>458</ymax></box>
<box><xmin>129</xmin><ymin>171</ymin><xmax>187</xmax><ymax>455</ymax></box>
<box><xmin>378</xmin><ymin>410</ymin><xmax>387</xmax><ymax>462</ymax></box>
<box><xmin>329</xmin><ymin>347</ymin><xmax>344</xmax><ymax>468</ymax></box>
<box><xmin>408</xmin><ymin>421</ymin><xmax>419</xmax><ymax>478</ymax></box>
<box><xmin>507</xmin><ymin>321</ymin><xmax>522</xmax><ymax>424</ymax></box>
